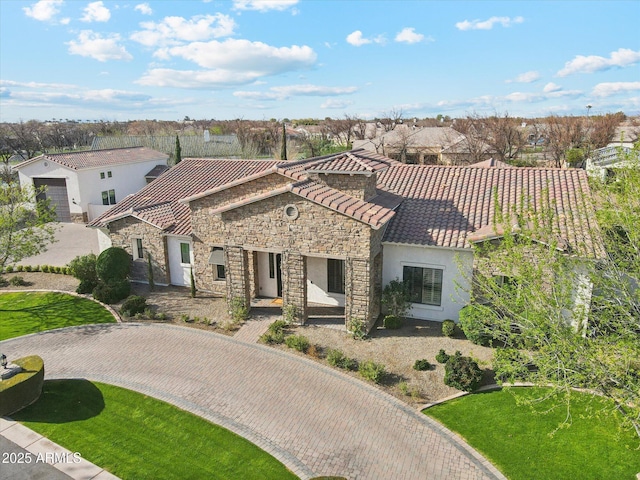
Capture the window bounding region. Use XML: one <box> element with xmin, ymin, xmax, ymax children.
<box><xmin>180</xmin><ymin>243</ymin><xmax>190</xmax><ymax>264</ymax></box>
<box><xmin>327</xmin><ymin>259</ymin><xmax>345</xmax><ymax>294</ymax></box>
<box><xmin>216</xmin><ymin>264</ymin><xmax>226</xmax><ymax>280</ymax></box>
<box><xmin>100</xmin><ymin>172</ymin><xmax>105</xmax><ymax>179</ymax></box>
<box><xmin>269</xmin><ymin>253</ymin><xmax>275</xmax><ymax>279</ymax></box>
<box><xmin>133</xmin><ymin>238</ymin><xmax>144</xmax><ymax>260</ymax></box>
<box><xmin>102</xmin><ymin>189</ymin><xmax>116</xmax><ymax>205</ymax></box>
<box><xmin>107</xmin><ymin>171</ymin><xmax>112</xmax><ymax>178</ymax></box>
<box><xmin>403</xmin><ymin>266</ymin><xmax>443</xmax><ymax>306</ymax></box>
<box><xmin>208</xmin><ymin>247</ymin><xmax>225</xmax><ymax>280</ymax></box>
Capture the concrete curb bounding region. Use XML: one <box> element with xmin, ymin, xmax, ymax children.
<box><xmin>0</xmin><ymin>417</ymin><xmax>119</xmax><ymax>480</ymax></box>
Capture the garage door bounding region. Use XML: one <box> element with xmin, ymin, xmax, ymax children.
<box><xmin>33</xmin><ymin>178</ymin><xmax>72</xmax><ymax>222</ymax></box>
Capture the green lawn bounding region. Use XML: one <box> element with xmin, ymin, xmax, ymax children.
<box><xmin>0</xmin><ymin>292</ymin><xmax>115</xmax><ymax>340</ymax></box>
<box><xmin>13</xmin><ymin>380</ymin><xmax>298</xmax><ymax>480</ymax></box>
<box><xmin>425</xmin><ymin>388</ymin><xmax>640</xmax><ymax>480</ymax></box>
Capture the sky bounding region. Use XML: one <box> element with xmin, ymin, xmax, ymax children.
<box><xmin>0</xmin><ymin>0</ymin><xmax>639</xmax><ymax>123</ymax></box>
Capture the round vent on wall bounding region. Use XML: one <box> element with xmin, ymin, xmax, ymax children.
<box><xmin>43</xmin><ymin>161</ymin><xmax>49</xmax><ymax>167</ymax></box>
<box><xmin>283</xmin><ymin>204</ymin><xmax>299</xmax><ymax>221</ymax></box>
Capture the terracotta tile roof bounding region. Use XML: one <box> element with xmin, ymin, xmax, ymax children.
<box><xmin>378</xmin><ymin>164</ymin><xmax>603</xmax><ymax>257</ymax></box>
<box><xmin>89</xmin><ymin>158</ymin><xmax>278</xmax><ymax>233</ymax></box>
<box><xmin>15</xmin><ymin>147</ymin><xmax>168</xmax><ymax>171</ymax></box>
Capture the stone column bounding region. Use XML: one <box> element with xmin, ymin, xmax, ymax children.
<box><xmin>282</xmin><ymin>251</ymin><xmax>307</xmax><ymax>324</ymax></box>
<box><xmin>345</xmin><ymin>258</ymin><xmax>374</xmax><ymax>332</ymax></box>
<box><xmin>225</xmin><ymin>246</ymin><xmax>251</xmax><ymax>314</ymax></box>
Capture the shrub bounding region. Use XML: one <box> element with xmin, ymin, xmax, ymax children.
<box><xmin>306</xmin><ymin>344</ymin><xmax>321</xmax><ymax>358</ymax></box>
<box><xmin>9</xmin><ymin>276</ymin><xmax>28</xmax><ymax>287</ymax></box>
<box><xmin>76</xmin><ymin>280</ymin><xmax>95</xmax><ymax>295</ymax></box>
<box><xmin>0</xmin><ymin>277</ymin><xmax>8</xmax><ymax>287</ymax></box>
<box><xmin>5</xmin><ymin>265</ymin><xmax>13</xmax><ymax>273</ymax></box>
<box><xmin>120</xmin><ymin>296</ymin><xmax>147</xmax><ymax>316</ymax></box>
<box><xmin>259</xmin><ymin>330</ymin><xmax>285</xmax><ymax>344</ymax></box>
<box><xmin>459</xmin><ymin>304</ymin><xmax>498</xmax><ymax>345</ymax></box>
<box><xmin>269</xmin><ymin>319</ymin><xmax>288</xmax><ymax>333</ymax></box>
<box><xmin>359</xmin><ymin>360</ymin><xmax>386</xmax><ymax>384</ymax></box>
<box><xmin>383</xmin><ymin>315</ymin><xmax>403</xmax><ymax>329</ymax></box>
<box><xmin>180</xmin><ymin>314</ymin><xmax>191</xmax><ymax>323</ymax></box>
<box><xmin>413</xmin><ymin>359</ymin><xmax>432</xmax><ymax>371</ymax></box>
<box><xmin>16</xmin><ymin>265</ymin><xmax>24</xmax><ymax>272</ymax></box>
<box><xmin>285</xmin><ymin>334</ymin><xmax>310</xmax><ymax>353</ymax></box>
<box><xmin>24</xmin><ymin>265</ymin><xmax>32</xmax><ymax>272</ymax></box>
<box><xmin>381</xmin><ymin>278</ymin><xmax>411</xmax><ymax>318</ymax></box>
<box><xmin>96</xmin><ymin>247</ymin><xmax>130</xmax><ymax>283</ymax></box>
<box><xmin>282</xmin><ymin>304</ymin><xmax>297</xmax><ymax>324</ymax></box>
<box><xmin>442</xmin><ymin>319</ymin><xmax>456</xmax><ymax>337</ymax></box>
<box><xmin>92</xmin><ymin>279</ymin><xmax>131</xmax><ymax>304</ymax></box>
<box><xmin>69</xmin><ymin>253</ymin><xmax>98</xmax><ymax>284</ymax></box>
<box><xmin>41</xmin><ymin>265</ymin><xmax>49</xmax><ymax>273</ymax></box>
<box><xmin>156</xmin><ymin>312</ymin><xmax>167</xmax><ymax>321</ymax></box>
<box><xmin>348</xmin><ymin>317</ymin><xmax>368</xmax><ymax>340</ymax></box>
<box><xmin>435</xmin><ymin>349</ymin><xmax>450</xmax><ymax>364</ymax></box>
<box><xmin>229</xmin><ymin>297</ymin><xmax>248</xmax><ymax>323</ymax></box>
<box><xmin>398</xmin><ymin>381</ymin><xmax>409</xmax><ymax>395</ymax></box>
<box><xmin>326</xmin><ymin>349</ymin><xmax>357</xmax><ymax>370</ymax></box>
<box><xmin>444</xmin><ymin>351</ymin><xmax>483</xmax><ymax>392</ymax></box>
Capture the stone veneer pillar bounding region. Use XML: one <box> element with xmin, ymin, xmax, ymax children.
<box><xmin>281</xmin><ymin>251</ymin><xmax>307</xmax><ymax>324</ymax></box>
<box><xmin>225</xmin><ymin>246</ymin><xmax>251</xmax><ymax>313</ymax></box>
<box><xmin>345</xmin><ymin>258</ymin><xmax>374</xmax><ymax>331</ymax></box>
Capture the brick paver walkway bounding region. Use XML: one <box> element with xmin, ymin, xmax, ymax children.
<box><xmin>1</xmin><ymin>324</ymin><xmax>505</xmax><ymax>480</ymax></box>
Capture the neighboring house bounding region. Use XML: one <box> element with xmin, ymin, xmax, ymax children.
<box><xmin>14</xmin><ymin>147</ymin><xmax>169</xmax><ymax>222</ymax></box>
<box><xmin>353</xmin><ymin>126</ymin><xmax>483</xmax><ymax>165</ymax></box>
<box><xmin>586</xmin><ymin>143</ymin><xmax>635</xmax><ymax>181</ymax></box>
<box><xmin>91</xmin><ymin>134</ymin><xmax>242</xmax><ymax>161</ymax></box>
<box><xmin>90</xmin><ymin>149</ymin><xmax>601</xmax><ymax>331</ymax></box>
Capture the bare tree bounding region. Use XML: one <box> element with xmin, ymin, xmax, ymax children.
<box><xmin>542</xmin><ymin>115</ymin><xmax>586</xmax><ymax>167</ymax></box>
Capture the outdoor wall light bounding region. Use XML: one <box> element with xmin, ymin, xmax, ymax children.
<box><xmin>0</xmin><ymin>354</ymin><xmax>7</xmax><ymax>369</ymax></box>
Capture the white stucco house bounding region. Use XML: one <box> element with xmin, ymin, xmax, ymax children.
<box><xmin>14</xmin><ymin>147</ymin><xmax>169</xmax><ymax>222</ymax></box>
<box><xmin>89</xmin><ymin>149</ymin><xmax>602</xmax><ymax>329</ymax></box>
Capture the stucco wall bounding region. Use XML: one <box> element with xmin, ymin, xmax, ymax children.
<box><xmin>382</xmin><ymin>243</ymin><xmax>473</xmax><ymax>322</ymax></box>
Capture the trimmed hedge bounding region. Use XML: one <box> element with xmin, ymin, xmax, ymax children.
<box><xmin>96</xmin><ymin>247</ymin><xmax>131</xmax><ymax>283</ymax></box>
<box><xmin>383</xmin><ymin>315</ymin><xmax>403</xmax><ymax>329</ymax></box>
<box><xmin>120</xmin><ymin>295</ymin><xmax>148</xmax><ymax>317</ymax></box>
<box><xmin>93</xmin><ymin>279</ymin><xmax>131</xmax><ymax>304</ymax></box>
<box><xmin>0</xmin><ymin>355</ymin><xmax>44</xmax><ymax>417</ymax></box>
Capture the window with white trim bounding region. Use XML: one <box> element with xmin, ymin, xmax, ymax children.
<box><xmin>133</xmin><ymin>238</ymin><xmax>144</xmax><ymax>260</ymax></box>
<box><xmin>102</xmin><ymin>189</ymin><xmax>116</xmax><ymax>205</ymax></box>
<box><xmin>180</xmin><ymin>243</ymin><xmax>190</xmax><ymax>264</ymax></box>
<box><xmin>403</xmin><ymin>266</ymin><xmax>443</xmax><ymax>306</ymax></box>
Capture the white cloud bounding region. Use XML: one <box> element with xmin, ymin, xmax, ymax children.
<box><xmin>134</xmin><ymin>3</ymin><xmax>152</xmax><ymax>15</ymax></box>
<box><xmin>455</xmin><ymin>16</ymin><xmax>524</xmax><ymax>31</ymax></box>
<box><xmin>233</xmin><ymin>0</ymin><xmax>298</xmax><ymax>11</ymax></box>
<box><xmin>80</xmin><ymin>1</ymin><xmax>111</xmax><ymax>23</ymax></box>
<box><xmin>543</xmin><ymin>82</ymin><xmax>562</xmax><ymax>93</ymax></box>
<box><xmin>395</xmin><ymin>27</ymin><xmax>424</xmax><ymax>44</ymax></box>
<box><xmin>23</xmin><ymin>0</ymin><xmax>64</xmax><ymax>22</ymax></box>
<box><xmin>592</xmin><ymin>82</ymin><xmax>640</xmax><ymax>97</ymax></box>
<box><xmin>346</xmin><ymin>30</ymin><xmax>386</xmax><ymax>47</ymax></box>
<box><xmin>131</xmin><ymin>14</ymin><xmax>236</xmax><ymax>47</ymax></box>
<box><xmin>234</xmin><ymin>84</ymin><xmax>358</xmax><ymax>100</ymax></box>
<box><xmin>557</xmin><ymin>48</ymin><xmax>640</xmax><ymax>77</ymax></box>
<box><xmin>67</xmin><ymin>31</ymin><xmax>133</xmax><ymax>62</ymax></box>
<box><xmin>157</xmin><ymin>38</ymin><xmax>316</xmax><ymax>71</ymax></box>
<box><xmin>321</xmin><ymin>99</ymin><xmax>354</xmax><ymax>109</ymax></box>
<box><xmin>137</xmin><ymin>68</ymin><xmax>262</xmax><ymax>88</ymax></box>
<box><xmin>506</xmin><ymin>71</ymin><xmax>540</xmax><ymax>83</ymax></box>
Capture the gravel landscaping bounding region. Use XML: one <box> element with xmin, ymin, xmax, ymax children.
<box><xmin>4</xmin><ymin>273</ymin><xmax>496</xmax><ymax>404</ymax></box>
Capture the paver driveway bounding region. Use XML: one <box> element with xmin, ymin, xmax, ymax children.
<box><xmin>1</xmin><ymin>323</ymin><xmax>505</xmax><ymax>480</ymax></box>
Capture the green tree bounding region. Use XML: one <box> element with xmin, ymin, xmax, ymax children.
<box><xmin>174</xmin><ymin>135</ymin><xmax>182</xmax><ymax>164</ymax></box>
<box><xmin>463</xmin><ymin>145</ymin><xmax>640</xmax><ymax>439</ymax></box>
<box><xmin>0</xmin><ymin>183</ymin><xmax>57</xmax><ymax>272</ymax></box>
<box><xmin>280</xmin><ymin>123</ymin><xmax>287</xmax><ymax>161</ymax></box>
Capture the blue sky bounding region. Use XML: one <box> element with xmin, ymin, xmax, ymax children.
<box><xmin>1</xmin><ymin>0</ymin><xmax>638</xmax><ymax>122</ymax></box>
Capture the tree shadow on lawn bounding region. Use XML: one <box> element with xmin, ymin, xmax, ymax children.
<box><xmin>11</xmin><ymin>379</ymin><xmax>105</xmax><ymax>423</ymax></box>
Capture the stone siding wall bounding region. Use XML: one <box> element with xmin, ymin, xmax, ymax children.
<box><xmin>225</xmin><ymin>246</ymin><xmax>251</xmax><ymax>313</ymax></box>
<box><xmin>281</xmin><ymin>251</ymin><xmax>307</xmax><ymax>324</ymax></box>
<box><xmin>190</xmin><ymin>173</ymin><xmax>290</xmax><ymax>291</ymax></box>
<box><xmin>107</xmin><ymin>217</ymin><xmax>169</xmax><ymax>284</ymax></box>
<box><xmin>313</xmin><ymin>172</ymin><xmax>378</xmax><ymax>201</ymax></box>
